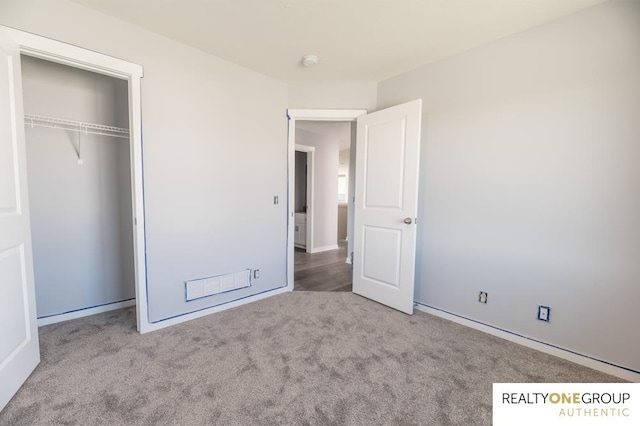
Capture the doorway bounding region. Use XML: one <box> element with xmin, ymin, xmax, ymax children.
<box><xmin>286</xmin><ymin>102</ymin><xmax>422</xmax><ymax>311</ymax></box>
<box><xmin>294</xmin><ymin>122</ymin><xmax>351</xmax><ymax>291</ymax></box>
<box><xmin>287</xmin><ymin>110</ymin><xmax>367</xmax><ymax>292</ymax></box>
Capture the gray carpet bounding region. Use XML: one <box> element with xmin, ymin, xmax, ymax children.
<box><xmin>0</xmin><ymin>292</ymin><xmax>623</xmax><ymax>425</ymax></box>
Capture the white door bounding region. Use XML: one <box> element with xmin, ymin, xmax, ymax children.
<box><xmin>0</xmin><ymin>30</ymin><xmax>40</xmax><ymax>410</ymax></box>
<box><xmin>352</xmin><ymin>100</ymin><xmax>422</xmax><ymax>314</ymax></box>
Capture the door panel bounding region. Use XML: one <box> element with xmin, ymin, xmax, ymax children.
<box><xmin>362</xmin><ymin>226</ymin><xmax>402</xmax><ymax>287</ymax></box>
<box><xmin>0</xmin><ymin>59</ymin><xmax>17</xmax><ymax>212</ymax></box>
<box><xmin>0</xmin><ymin>247</ymin><xmax>29</xmax><ymax>361</ymax></box>
<box><xmin>0</xmin><ymin>29</ymin><xmax>40</xmax><ymax>411</ymax></box>
<box><xmin>363</xmin><ymin>117</ymin><xmax>406</xmax><ymax>209</ymax></box>
<box><xmin>353</xmin><ymin>100</ymin><xmax>422</xmax><ymax>314</ymax></box>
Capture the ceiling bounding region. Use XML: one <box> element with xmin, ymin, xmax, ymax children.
<box><xmin>297</xmin><ymin>121</ymin><xmax>352</xmax><ymax>150</ymax></box>
<box><xmin>70</xmin><ymin>0</ymin><xmax>607</xmax><ymax>82</ymax></box>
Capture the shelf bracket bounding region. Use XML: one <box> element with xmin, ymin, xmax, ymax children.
<box><xmin>77</xmin><ymin>131</ymin><xmax>82</xmax><ymax>165</ymax></box>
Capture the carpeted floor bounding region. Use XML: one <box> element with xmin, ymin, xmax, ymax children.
<box><xmin>0</xmin><ymin>292</ymin><xmax>623</xmax><ymax>425</ymax></box>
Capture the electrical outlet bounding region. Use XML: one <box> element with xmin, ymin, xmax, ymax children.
<box><xmin>479</xmin><ymin>291</ymin><xmax>488</xmax><ymax>303</ymax></box>
<box><xmin>537</xmin><ymin>305</ymin><xmax>551</xmax><ymax>322</ymax></box>
<box><xmin>253</xmin><ymin>269</ymin><xmax>260</xmax><ymax>279</ymax></box>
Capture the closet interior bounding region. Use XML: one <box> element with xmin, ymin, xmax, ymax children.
<box><xmin>21</xmin><ymin>55</ymin><xmax>135</xmax><ymax>321</ymax></box>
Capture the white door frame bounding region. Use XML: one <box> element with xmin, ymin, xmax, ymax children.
<box><xmin>294</xmin><ymin>144</ymin><xmax>315</xmax><ymax>253</ymax></box>
<box><xmin>2</xmin><ymin>27</ymin><xmax>150</xmax><ymax>333</ymax></box>
<box><xmin>286</xmin><ymin>109</ymin><xmax>367</xmax><ymax>290</ymax></box>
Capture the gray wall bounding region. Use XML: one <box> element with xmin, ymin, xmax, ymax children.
<box><xmin>288</xmin><ymin>81</ymin><xmax>377</xmax><ymax>111</ymax></box>
<box><xmin>1</xmin><ymin>0</ymin><xmax>288</xmax><ymax>323</ymax></box>
<box><xmin>377</xmin><ymin>0</ymin><xmax>640</xmax><ymax>373</ymax></box>
<box><xmin>347</xmin><ymin>123</ymin><xmax>357</xmax><ymax>260</ymax></box>
<box><xmin>21</xmin><ymin>56</ymin><xmax>134</xmax><ymax>317</ymax></box>
<box><xmin>337</xmin><ymin>205</ymin><xmax>347</xmax><ymax>241</ymax></box>
<box><xmin>338</xmin><ymin>149</ymin><xmax>349</xmax><ymax>241</ymax></box>
<box><xmin>296</xmin><ymin>128</ymin><xmax>339</xmax><ymax>251</ymax></box>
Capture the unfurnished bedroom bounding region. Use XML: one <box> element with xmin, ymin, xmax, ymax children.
<box><xmin>1</xmin><ymin>0</ymin><xmax>639</xmax><ymax>425</ymax></box>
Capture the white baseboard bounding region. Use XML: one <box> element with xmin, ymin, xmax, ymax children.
<box><xmin>139</xmin><ymin>286</ymin><xmax>290</xmax><ymax>334</ymax></box>
<box><xmin>415</xmin><ymin>303</ymin><xmax>640</xmax><ymax>382</ymax></box>
<box><xmin>345</xmin><ymin>257</ymin><xmax>352</xmax><ymax>264</ymax></box>
<box><xmin>294</xmin><ymin>243</ymin><xmax>306</xmax><ymax>249</ymax></box>
<box><xmin>309</xmin><ymin>244</ymin><xmax>339</xmax><ymax>254</ymax></box>
<box><xmin>38</xmin><ymin>299</ymin><xmax>136</xmax><ymax>327</ymax></box>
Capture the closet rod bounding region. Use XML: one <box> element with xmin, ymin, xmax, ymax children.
<box><xmin>24</xmin><ymin>113</ymin><xmax>130</xmax><ymax>139</ymax></box>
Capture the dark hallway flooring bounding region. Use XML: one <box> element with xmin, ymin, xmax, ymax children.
<box><xmin>294</xmin><ymin>242</ymin><xmax>352</xmax><ymax>292</ymax></box>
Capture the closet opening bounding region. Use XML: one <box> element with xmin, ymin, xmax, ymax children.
<box><xmin>21</xmin><ymin>55</ymin><xmax>136</xmax><ymax>326</ymax></box>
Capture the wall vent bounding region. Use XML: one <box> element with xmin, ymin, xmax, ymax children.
<box><xmin>185</xmin><ymin>270</ymin><xmax>251</xmax><ymax>301</ymax></box>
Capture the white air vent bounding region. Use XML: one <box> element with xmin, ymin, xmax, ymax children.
<box><xmin>185</xmin><ymin>270</ymin><xmax>251</xmax><ymax>301</ymax></box>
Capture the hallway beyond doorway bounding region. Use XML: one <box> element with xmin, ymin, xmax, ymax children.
<box><xmin>294</xmin><ymin>242</ymin><xmax>352</xmax><ymax>292</ymax></box>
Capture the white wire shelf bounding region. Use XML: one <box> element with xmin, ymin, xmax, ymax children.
<box><xmin>24</xmin><ymin>113</ymin><xmax>130</xmax><ymax>139</ymax></box>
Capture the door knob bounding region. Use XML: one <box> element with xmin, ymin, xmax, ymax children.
<box><xmin>403</xmin><ymin>217</ymin><xmax>413</xmax><ymax>225</ymax></box>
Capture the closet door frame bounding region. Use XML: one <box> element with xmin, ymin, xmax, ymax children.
<box><xmin>2</xmin><ymin>27</ymin><xmax>150</xmax><ymax>333</ymax></box>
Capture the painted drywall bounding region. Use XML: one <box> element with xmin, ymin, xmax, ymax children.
<box><xmin>294</xmin><ymin>151</ymin><xmax>307</xmax><ymax>212</ymax></box>
<box><xmin>337</xmin><ymin>149</ymin><xmax>349</xmax><ymax>203</ymax></box>
<box><xmin>296</xmin><ymin>121</ymin><xmax>352</xmax><ymax>151</ymax></box>
<box><xmin>21</xmin><ymin>55</ymin><xmax>134</xmax><ymax>318</ymax></box>
<box><xmin>296</xmin><ymin>128</ymin><xmax>339</xmax><ymax>251</ymax></box>
<box><xmin>288</xmin><ymin>81</ymin><xmax>377</xmax><ymax>111</ymax></box>
<box><xmin>338</xmin><ymin>149</ymin><xmax>350</xmax><ymax>176</ymax></box>
<box><xmin>377</xmin><ymin>0</ymin><xmax>640</xmax><ymax>373</ymax></box>
<box><xmin>337</xmin><ymin>205</ymin><xmax>347</xmax><ymax>241</ymax></box>
<box><xmin>0</xmin><ymin>0</ymin><xmax>288</xmax><ymax>322</ymax></box>
<box><xmin>338</xmin><ymin>149</ymin><xmax>349</xmax><ymax>240</ymax></box>
<box><xmin>346</xmin><ymin>123</ymin><xmax>356</xmax><ymax>261</ymax></box>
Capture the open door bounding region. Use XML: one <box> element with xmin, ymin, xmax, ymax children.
<box><xmin>0</xmin><ymin>29</ymin><xmax>40</xmax><ymax>410</ymax></box>
<box><xmin>352</xmin><ymin>100</ymin><xmax>422</xmax><ymax>314</ymax></box>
